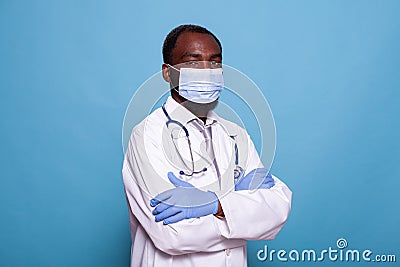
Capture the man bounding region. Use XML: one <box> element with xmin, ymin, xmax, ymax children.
<box><xmin>122</xmin><ymin>24</ymin><xmax>292</xmax><ymax>267</ymax></box>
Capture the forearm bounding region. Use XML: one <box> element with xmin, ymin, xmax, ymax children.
<box><xmin>213</xmin><ymin>176</ymin><xmax>292</xmax><ymax>240</ymax></box>
<box><xmin>123</xmin><ymin>162</ymin><xmax>245</xmax><ymax>255</ymax></box>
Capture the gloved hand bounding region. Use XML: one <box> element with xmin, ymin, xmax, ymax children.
<box><xmin>235</xmin><ymin>168</ymin><xmax>275</xmax><ymax>191</ymax></box>
<box><xmin>150</xmin><ymin>172</ymin><xmax>219</xmax><ymax>225</ymax></box>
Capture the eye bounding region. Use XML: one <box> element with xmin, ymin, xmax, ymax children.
<box><xmin>210</xmin><ymin>61</ymin><xmax>222</xmax><ymax>68</ymax></box>
<box><xmin>184</xmin><ymin>61</ymin><xmax>200</xmax><ymax>66</ymax></box>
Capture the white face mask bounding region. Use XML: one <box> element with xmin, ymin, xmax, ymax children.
<box><xmin>169</xmin><ymin>65</ymin><xmax>224</xmax><ymax>104</ymax></box>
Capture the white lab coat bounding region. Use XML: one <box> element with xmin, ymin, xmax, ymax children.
<box><xmin>122</xmin><ymin>96</ymin><xmax>292</xmax><ymax>267</ymax></box>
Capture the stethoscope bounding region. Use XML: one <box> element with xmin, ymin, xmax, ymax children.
<box><xmin>162</xmin><ymin>103</ymin><xmax>244</xmax><ymax>180</ymax></box>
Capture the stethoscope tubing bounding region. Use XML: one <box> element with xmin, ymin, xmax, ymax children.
<box><xmin>162</xmin><ymin>102</ymin><xmax>241</xmax><ymax>178</ymax></box>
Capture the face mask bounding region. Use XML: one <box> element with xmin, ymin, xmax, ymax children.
<box><xmin>169</xmin><ymin>65</ymin><xmax>224</xmax><ymax>104</ymax></box>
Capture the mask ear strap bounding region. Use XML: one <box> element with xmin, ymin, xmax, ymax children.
<box><xmin>166</xmin><ymin>64</ymin><xmax>180</xmax><ymax>93</ymax></box>
<box><xmin>167</xmin><ymin>64</ymin><xmax>180</xmax><ymax>72</ymax></box>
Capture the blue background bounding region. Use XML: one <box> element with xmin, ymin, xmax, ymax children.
<box><xmin>1</xmin><ymin>0</ymin><xmax>399</xmax><ymax>266</ymax></box>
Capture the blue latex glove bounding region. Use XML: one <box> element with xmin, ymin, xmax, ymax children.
<box><xmin>150</xmin><ymin>172</ymin><xmax>219</xmax><ymax>225</ymax></box>
<box><xmin>235</xmin><ymin>168</ymin><xmax>275</xmax><ymax>191</ymax></box>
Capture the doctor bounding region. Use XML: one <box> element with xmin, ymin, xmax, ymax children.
<box><xmin>122</xmin><ymin>24</ymin><xmax>292</xmax><ymax>267</ymax></box>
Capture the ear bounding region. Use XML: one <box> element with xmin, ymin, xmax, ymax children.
<box><xmin>162</xmin><ymin>63</ymin><xmax>171</xmax><ymax>83</ymax></box>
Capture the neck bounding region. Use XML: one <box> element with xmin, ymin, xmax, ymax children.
<box><xmin>171</xmin><ymin>91</ymin><xmax>184</xmax><ymax>104</ymax></box>
<box><xmin>171</xmin><ymin>90</ymin><xmax>212</xmax><ymax>124</ymax></box>
<box><xmin>199</xmin><ymin>117</ymin><xmax>207</xmax><ymax>124</ymax></box>
<box><xmin>171</xmin><ymin>91</ymin><xmax>215</xmax><ymax>124</ymax></box>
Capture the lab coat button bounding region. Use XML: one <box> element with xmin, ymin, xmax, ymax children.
<box><xmin>226</xmin><ymin>249</ymin><xmax>231</xmax><ymax>256</ymax></box>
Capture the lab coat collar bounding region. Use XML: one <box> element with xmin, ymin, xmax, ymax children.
<box><xmin>164</xmin><ymin>96</ymin><xmax>220</xmax><ymax>127</ymax></box>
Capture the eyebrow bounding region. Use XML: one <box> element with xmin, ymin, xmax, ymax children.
<box><xmin>180</xmin><ymin>52</ymin><xmax>222</xmax><ymax>60</ymax></box>
<box><xmin>180</xmin><ymin>53</ymin><xmax>201</xmax><ymax>59</ymax></box>
<box><xmin>210</xmin><ymin>53</ymin><xmax>222</xmax><ymax>59</ymax></box>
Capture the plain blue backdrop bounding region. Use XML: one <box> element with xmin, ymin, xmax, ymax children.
<box><xmin>1</xmin><ymin>0</ymin><xmax>399</xmax><ymax>266</ymax></box>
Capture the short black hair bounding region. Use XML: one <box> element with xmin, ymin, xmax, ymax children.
<box><xmin>162</xmin><ymin>24</ymin><xmax>222</xmax><ymax>64</ymax></box>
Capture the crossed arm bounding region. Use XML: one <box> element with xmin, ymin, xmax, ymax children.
<box><xmin>150</xmin><ymin>169</ymin><xmax>276</xmax><ymax>225</ymax></box>
<box><xmin>122</xmin><ymin>125</ymin><xmax>292</xmax><ymax>255</ymax></box>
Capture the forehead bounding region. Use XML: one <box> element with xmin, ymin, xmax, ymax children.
<box><xmin>171</xmin><ymin>31</ymin><xmax>221</xmax><ymax>62</ymax></box>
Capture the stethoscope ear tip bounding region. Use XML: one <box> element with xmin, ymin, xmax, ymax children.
<box><xmin>179</xmin><ymin>170</ymin><xmax>185</xmax><ymax>175</ymax></box>
<box><xmin>202</xmin><ymin>167</ymin><xmax>207</xmax><ymax>172</ymax></box>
